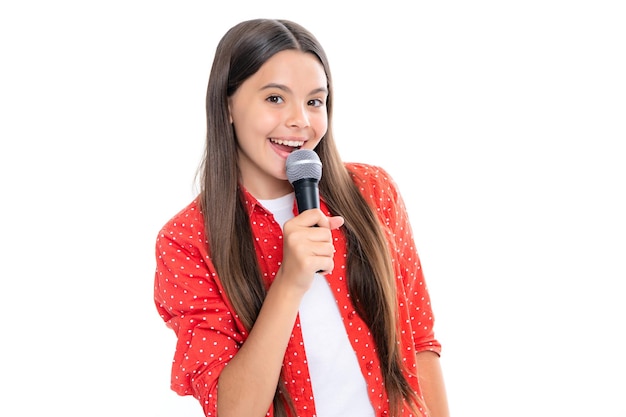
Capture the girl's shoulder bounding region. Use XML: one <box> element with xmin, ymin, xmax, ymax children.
<box><xmin>158</xmin><ymin>197</ymin><xmax>205</xmax><ymax>236</ymax></box>
<box><xmin>344</xmin><ymin>162</ymin><xmax>400</xmax><ymax>201</ymax></box>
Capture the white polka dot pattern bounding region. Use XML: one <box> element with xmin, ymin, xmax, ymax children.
<box><xmin>153</xmin><ymin>163</ymin><xmax>441</xmax><ymax>416</ymax></box>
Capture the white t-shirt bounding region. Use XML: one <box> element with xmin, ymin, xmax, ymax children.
<box><xmin>258</xmin><ymin>193</ymin><xmax>375</xmax><ymax>417</ymax></box>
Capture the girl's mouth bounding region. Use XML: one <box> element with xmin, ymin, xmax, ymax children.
<box><xmin>270</xmin><ymin>138</ymin><xmax>304</xmax><ymax>152</ymax></box>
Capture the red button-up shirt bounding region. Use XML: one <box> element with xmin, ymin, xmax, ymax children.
<box><xmin>154</xmin><ymin>163</ymin><xmax>442</xmax><ymax>416</ymax></box>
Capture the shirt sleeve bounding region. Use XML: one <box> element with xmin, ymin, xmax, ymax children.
<box><xmin>153</xmin><ymin>203</ymin><xmax>245</xmax><ymax>416</ymax></box>
<box><xmin>366</xmin><ymin>165</ymin><xmax>443</xmax><ymax>355</ymax></box>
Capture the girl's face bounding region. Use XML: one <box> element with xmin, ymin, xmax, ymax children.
<box><xmin>228</xmin><ymin>50</ymin><xmax>328</xmax><ymax>200</ymax></box>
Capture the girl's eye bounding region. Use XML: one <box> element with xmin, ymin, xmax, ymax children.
<box><xmin>267</xmin><ymin>95</ymin><xmax>284</xmax><ymax>104</ymax></box>
<box><xmin>308</xmin><ymin>98</ymin><xmax>325</xmax><ymax>107</ymax></box>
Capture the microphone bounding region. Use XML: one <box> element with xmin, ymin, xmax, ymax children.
<box><xmin>286</xmin><ymin>149</ymin><xmax>322</xmax><ymax>213</ymax></box>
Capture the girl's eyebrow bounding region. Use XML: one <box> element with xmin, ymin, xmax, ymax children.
<box><xmin>260</xmin><ymin>83</ymin><xmax>328</xmax><ymax>95</ymax></box>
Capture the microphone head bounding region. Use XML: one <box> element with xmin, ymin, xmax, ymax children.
<box><xmin>286</xmin><ymin>149</ymin><xmax>322</xmax><ymax>184</ymax></box>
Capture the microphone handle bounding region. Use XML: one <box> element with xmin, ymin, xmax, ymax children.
<box><xmin>292</xmin><ymin>178</ymin><xmax>323</xmax><ymax>273</ymax></box>
<box><xmin>293</xmin><ymin>178</ymin><xmax>320</xmax><ymax>213</ymax></box>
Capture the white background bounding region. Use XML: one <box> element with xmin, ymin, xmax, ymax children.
<box><xmin>1</xmin><ymin>1</ymin><xmax>625</xmax><ymax>416</ymax></box>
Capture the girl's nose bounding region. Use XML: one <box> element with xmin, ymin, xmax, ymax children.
<box><xmin>286</xmin><ymin>104</ymin><xmax>309</xmax><ymax>128</ymax></box>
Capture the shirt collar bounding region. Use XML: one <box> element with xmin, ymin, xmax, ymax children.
<box><xmin>239</xmin><ymin>184</ymin><xmax>329</xmax><ymax>217</ymax></box>
<box><xmin>239</xmin><ymin>184</ymin><xmax>297</xmax><ymax>218</ymax></box>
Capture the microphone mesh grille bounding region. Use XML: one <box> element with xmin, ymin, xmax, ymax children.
<box><xmin>285</xmin><ymin>149</ymin><xmax>322</xmax><ymax>184</ymax></box>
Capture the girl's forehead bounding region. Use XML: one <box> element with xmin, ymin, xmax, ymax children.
<box><xmin>248</xmin><ymin>50</ymin><xmax>327</xmax><ymax>89</ymax></box>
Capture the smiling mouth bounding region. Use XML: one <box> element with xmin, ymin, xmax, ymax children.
<box><xmin>270</xmin><ymin>138</ymin><xmax>304</xmax><ymax>150</ymax></box>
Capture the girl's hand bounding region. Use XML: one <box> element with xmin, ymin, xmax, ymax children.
<box><xmin>278</xmin><ymin>209</ymin><xmax>344</xmax><ymax>292</ymax></box>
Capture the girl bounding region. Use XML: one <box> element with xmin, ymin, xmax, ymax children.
<box><xmin>154</xmin><ymin>18</ymin><xmax>449</xmax><ymax>417</ymax></box>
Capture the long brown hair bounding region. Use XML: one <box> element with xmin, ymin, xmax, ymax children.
<box><xmin>199</xmin><ymin>18</ymin><xmax>426</xmax><ymax>417</ymax></box>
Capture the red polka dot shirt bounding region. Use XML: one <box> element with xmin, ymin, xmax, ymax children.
<box><xmin>154</xmin><ymin>163</ymin><xmax>442</xmax><ymax>416</ymax></box>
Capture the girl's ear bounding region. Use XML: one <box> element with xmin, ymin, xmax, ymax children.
<box><xmin>227</xmin><ymin>99</ymin><xmax>233</xmax><ymax>124</ymax></box>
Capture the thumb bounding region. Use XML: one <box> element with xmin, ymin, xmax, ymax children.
<box><xmin>328</xmin><ymin>216</ymin><xmax>345</xmax><ymax>230</ymax></box>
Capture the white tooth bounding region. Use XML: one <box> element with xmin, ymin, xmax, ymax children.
<box><xmin>272</xmin><ymin>138</ymin><xmax>304</xmax><ymax>147</ymax></box>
